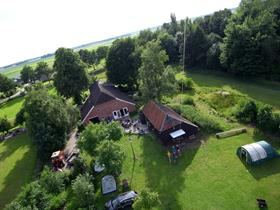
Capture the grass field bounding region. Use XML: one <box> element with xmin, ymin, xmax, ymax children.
<box><xmin>0</xmin><ymin>39</ymin><xmax>113</xmax><ymax>79</ymax></box>
<box><xmin>94</xmin><ymin>131</ymin><xmax>280</xmax><ymax>210</ymax></box>
<box><xmin>0</xmin><ymin>134</ymin><xmax>37</xmax><ymax>209</ymax></box>
<box><xmin>188</xmin><ymin>70</ymin><xmax>280</xmax><ymax>108</ymax></box>
<box><xmin>0</xmin><ymin>97</ymin><xmax>24</xmax><ymax>123</ymax></box>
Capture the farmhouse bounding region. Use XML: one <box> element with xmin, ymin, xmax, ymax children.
<box><xmin>81</xmin><ymin>81</ymin><xmax>136</xmax><ymax>124</ymax></box>
<box><xmin>142</xmin><ymin>100</ymin><xmax>199</xmax><ymax>145</ymax></box>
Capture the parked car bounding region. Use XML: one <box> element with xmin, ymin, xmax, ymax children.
<box><xmin>105</xmin><ymin>191</ymin><xmax>138</xmax><ymax>210</ymax></box>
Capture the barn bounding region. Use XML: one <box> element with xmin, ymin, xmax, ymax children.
<box><xmin>142</xmin><ymin>100</ymin><xmax>199</xmax><ymax>145</ymax></box>
<box><xmin>81</xmin><ymin>81</ymin><xmax>136</xmax><ymax>124</ymax></box>
<box><xmin>236</xmin><ymin>141</ymin><xmax>279</xmax><ymax>165</ymax></box>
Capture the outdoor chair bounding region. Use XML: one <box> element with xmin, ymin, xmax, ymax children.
<box><xmin>256</xmin><ymin>198</ymin><xmax>267</xmax><ymax>208</ymax></box>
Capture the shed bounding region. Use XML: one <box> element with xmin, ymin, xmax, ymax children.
<box><xmin>236</xmin><ymin>141</ymin><xmax>278</xmax><ymax>165</ymax></box>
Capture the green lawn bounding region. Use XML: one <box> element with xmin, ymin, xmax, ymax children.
<box><xmin>0</xmin><ymin>97</ymin><xmax>25</xmax><ymax>123</ymax></box>
<box><xmin>188</xmin><ymin>70</ymin><xmax>280</xmax><ymax>108</ymax></box>
<box><xmin>94</xmin><ymin>131</ymin><xmax>280</xmax><ymax>210</ymax></box>
<box><xmin>0</xmin><ymin>134</ymin><xmax>37</xmax><ymax>209</ymax></box>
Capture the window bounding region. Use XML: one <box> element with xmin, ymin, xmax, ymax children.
<box><xmin>113</xmin><ymin>111</ymin><xmax>117</xmax><ymax>117</ymax></box>
<box><xmin>123</xmin><ymin>107</ymin><xmax>128</xmax><ymax>115</ymax></box>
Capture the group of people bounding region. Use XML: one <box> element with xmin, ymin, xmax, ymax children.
<box><xmin>167</xmin><ymin>144</ymin><xmax>182</xmax><ymax>164</ymax></box>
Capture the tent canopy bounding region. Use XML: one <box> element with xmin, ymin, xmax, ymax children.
<box><xmin>237</xmin><ymin>141</ymin><xmax>278</xmax><ymax>165</ymax></box>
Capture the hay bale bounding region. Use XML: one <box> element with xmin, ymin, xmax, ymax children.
<box><xmin>216</xmin><ymin>128</ymin><xmax>247</xmax><ymax>139</ymax></box>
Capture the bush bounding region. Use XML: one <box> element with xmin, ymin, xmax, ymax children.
<box><xmin>47</xmin><ymin>191</ymin><xmax>67</xmax><ymax>210</ymax></box>
<box><xmin>256</xmin><ymin>104</ymin><xmax>274</xmax><ymax>132</ymax></box>
<box><xmin>71</xmin><ymin>173</ymin><xmax>95</xmax><ymax>209</ymax></box>
<box><xmin>71</xmin><ymin>157</ymin><xmax>89</xmax><ymax>179</ymax></box>
<box><xmin>39</xmin><ymin>167</ymin><xmax>67</xmax><ymax>194</ymax></box>
<box><xmin>176</xmin><ymin>77</ymin><xmax>194</xmax><ymax>91</ymax></box>
<box><xmin>236</xmin><ymin>100</ymin><xmax>258</xmax><ymax>123</ymax></box>
<box><xmin>182</xmin><ymin>95</ymin><xmax>195</xmax><ymax>106</ymax></box>
<box><xmin>0</xmin><ymin>116</ymin><xmax>11</xmax><ymax>134</ymax></box>
<box><xmin>16</xmin><ymin>181</ymin><xmax>50</xmax><ymax>210</ymax></box>
<box><xmin>133</xmin><ymin>188</ymin><xmax>160</xmax><ymax>210</ymax></box>
<box><xmin>169</xmin><ymin>103</ymin><xmax>224</xmax><ymax>133</ymax></box>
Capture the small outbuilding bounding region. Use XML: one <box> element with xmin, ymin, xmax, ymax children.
<box><xmin>236</xmin><ymin>141</ymin><xmax>278</xmax><ymax>165</ymax></box>
<box><xmin>142</xmin><ymin>100</ymin><xmax>198</xmax><ymax>145</ymax></box>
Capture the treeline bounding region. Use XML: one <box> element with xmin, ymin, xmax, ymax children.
<box><xmin>105</xmin><ymin>0</ymin><xmax>280</xmax><ymax>86</ymax></box>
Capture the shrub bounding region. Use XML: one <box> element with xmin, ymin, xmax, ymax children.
<box><xmin>176</xmin><ymin>77</ymin><xmax>194</xmax><ymax>91</ymax></box>
<box><xmin>39</xmin><ymin>167</ymin><xmax>67</xmax><ymax>194</ymax></box>
<box><xmin>0</xmin><ymin>116</ymin><xmax>11</xmax><ymax>134</ymax></box>
<box><xmin>256</xmin><ymin>104</ymin><xmax>274</xmax><ymax>132</ymax></box>
<box><xmin>71</xmin><ymin>173</ymin><xmax>95</xmax><ymax>209</ymax></box>
<box><xmin>16</xmin><ymin>181</ymin><xmax>50</xmax><ymax>210</ymax></box>
<box><xmin>133</xmin><ymin>188</ymin><xmax>160</xmax><ymax>210</ymax></box>
<box><xmin>47</xmin><ymin>191</ymin><xmax>67</xmax><ymax>210</ymax></box>
<box><xmin>71</xmin><ymin>157</ymin><xmax>89</xmax><ymax>179</ymax></box>
<box><xmin>236</xmin><ymin>100</ymin><xmax>258</xmax><ymax>123</ymax></box>
<box><xmin>96</xmin><ymin>140</ymin><xmax>125</xmax><ymax>176</ymax></box>
<box><xmin>169</xmin><ymin>103</ymin><xmax>224</xmax><ymax>133</ymax></box>
<box><xmin>182</xmin><ymin>95</ymin><xmax>195</xmax><ymax>106</ymax></box>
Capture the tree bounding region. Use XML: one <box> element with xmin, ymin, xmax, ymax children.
<box><xmin>158</xmin><ymin>32</ymin><xmax>179</xmax><ymax>64</ymax></box>
<box><xmin>138</xmin><ymin>41</ymin><xmax>176</xmax><ymax>101</ymax></box>
<box><xmin>133</xmin><ymin>188</ymin><xmax>160</xmax><ymax>210</ymax></box>
<box><xmin>78</xmin><ymin>121</ymin><xmax>123</xmax><ymax>154</ymax></box>
<box><xmin>106</xmin><ymin>121</ymin><xmax>123</xmax><ymax>141</ymax></box>
<box><xmin>71</xmin><ymin>173</ymin><xmax>95</xmax><ymax>209</ymax></box>
<box><xmin>106</xmin><ymin>38</ymin><xmax>140</xmax><ymax>90</ymax></box>
<box><xmin>16</xmin><ymin>181</ymin><xmax>50</xmax><ymax>210</ymax></box>
<box><xmin>34</xmin><ymin>62</ymin><xmax>52</xmax><ymax>81</ymax></box>
<box><xmin>236</xmin><ymin>100</ymin><xmax>258</xmax><ymax>123</ymax></box>
<box><xmin>0</xmin><ymin>117</ymin><xmax>11</xmax><ymax>134</ymax></box>
<box><xmin>53</xmin><ymin>48</ymin><xmax>89</xmax><ymax>104</ymax></box>
<box><xmin>15</xmin><ymin>108</ymin><xmax>25</xmax><ymax>126</ymax></box>
<box><xmin>256</xmin><ymin>104</ymin><xmax>275</xmax><ymax>132</ymax></box>
<box><xmin>39</xmin><ymin>167</ymin><xmax>66</xmax><ymax>194</ymax></box>
<box><xmin>183</xmin><ymin>24</ymin><xmax>210</xmax><ymax>67</ymax></box>
<box><xmin>71</xmin><ymin>157</ymin><xmax>89</xmax><ymax>178</ymax></box>
<box><xmin>220</xmin><ymin>0</ymin><xmax>280</xmax><ymax>78</ymax></box>
<box><xmin>78</xmin><ymin>49</ymin><xmax>95</xmax><ymax>66</ymax></box>
<box><xmin>23</xmin><ymin>90</ymin><xmax>78</xmax><ymax>161</ymax></box>
<box><xmin>95</xmin><ymin>46</ymin><xmax>109</xmax><ymax>63</ymax></box>
<box><xmin>96</xmin><ymin>140</ymin><xmax>125</xmax><ymax>176</ymax></box>
<box><xmin>0</xmin><ymin>74</ymin><xmax>16</xmax><ymax>95</ymax></box>
<box><xmin>78</xmin><ymin>123</ymin><xmax>107</xmax><ymax>154</ymax></box>
<box><xmin>20</xmin><ymin>66</ymin><xmax>35</xmax><ymax>83</ymax></box>
<box><xmin>136</xmin><ymin>29</ymin><xmax>157</xmax><ymax>46</ymax></box>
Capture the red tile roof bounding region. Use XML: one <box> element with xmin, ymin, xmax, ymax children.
<box><xmin>142</xmin><ymin>100</ymin><xmax>198</xmax><ymax>132</ymax></box>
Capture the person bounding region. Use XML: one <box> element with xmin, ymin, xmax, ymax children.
<box><xmin>176</xmin><ymin>144</ymin><xmax>181</xmax><ymax>156</ymax></box>
<box><xmin>167</xmin><ymin>150</ymin><xmax>171</xmax><ymax>163</ymax></box>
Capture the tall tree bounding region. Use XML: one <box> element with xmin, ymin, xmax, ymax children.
<box><xmin>138</xmin><ymin>41</ymin><xmax>176</xmax><ymax>101</ymax></box>
<box><xmin>53</xmin><ymin>48</ymin><xmax>89</xmax><ymax>104</ymax></box>
<box><xmin>220</xmin><ymin>0</ymin><xmax>280</xmax><ymax>79</ymax></box>
<box><xmin>158</xmin><ymin>32</ymin><xmax>179</xmax><ymax>64</ymax></box>
<box><xmin>96</xmin><ymin>140</ymin><xmax>125</xmax><ymax>176</ymax></box>
<box><xmin>106</xmin><ymin>38</ymin><xmax>140</xmax><ymax>89</ymax></box>
<box><xmin>183</xmin><ymin>24</ymin><xmax>210</xmax><ymax>67</ymax></box>
<box><xmin>20</xmin><ymin>65</ymin><xmax>35</xmax><ymax>83</ymax></box>
<box><xmin>23</xmin><ymin>90</ymin><xmax>79</xmax><ymax>161</ymax></box>
<box><xmin>95</xmin><ymin>46</ymin><xmax>109</xmax><ymax>63</ymax></box>
<box><xmin>0</xmin><ymin>74</ymin><xmax>16</xmax><ymax>95</ymax></box>
<box><xmin>78</xmin><ymin>49</ymin><xmax>95</xmax><ymax>66</ymax></box>
<box><xmin>34</xmin><ymin>61</ymin><xmax>52</xmax><ymax>81</ymax></box>
<box><xmin>0</xmin><ymin>116</ymin><xmax>11</xmax><ymax>134</ymax></box>
<box><xmin>71</xmin><ymin>173</ymin><xmax>95</xmax><ymax>209</ymax></box>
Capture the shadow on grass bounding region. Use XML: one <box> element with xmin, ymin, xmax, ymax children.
<box><xmin>141</xmin><ymin>134</ymin><xmax>199</xmax><ymax>210</ymax></box>
<box><xmin>0</xmin><ymin>137</ymin><xmax>25</xmax><ymax>163</ymax></box>
<box><xmin>0</xmin><ymin>136</ymin><xmax>36</xmax><ymax>209</ymax></box>
<box><xmin>240</xmin><ymin>157</ymin><xmax>280</xmax><ymax>180</ymax></box>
